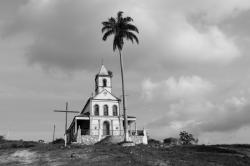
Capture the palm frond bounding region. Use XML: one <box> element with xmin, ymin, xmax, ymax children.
<box><xmin>117</xmin><ymin>11</ymin><xmax>123</xmax><ymax>21</ymax></box>
<box><xmin>124</xmin><ymin>32</ymin><xmax>134</xmax><ymax>43</ymax></box>
<box><xmin>102</xmin><ymin>21</ymin><xmax>111</xmax><ymax>26</ymax></box>
<box><xmin>102</xmin><ymin>17</ymin><xmax>116</xmax><ymax>26</ymax></box>
<box><xmin>125</xmin><ymin>31</ymin><xmax>139</xmax><ymax>44</ymax></box>
<box><xmin>124</xmin><ymin>24</ymin><xmax>139</xmax><ymax>33</ymax></box>
<box><xmin>102</xmin><ymin>30</ymin><xmax>114</xmax><ymax>41</ymax></box>
<box><xmin>122</xmin><ymin>16</ymin><xmax>133</xmax><ymax>23</ymax></box>
<box><xmin>113</xmin><ymin>35</ymin><xmax>124</xmax><ymax>51</ymax></box>
<box><xmin>108</xmin><ymin>17</ymin><xmax>116</xmax><ymax>24</ymax></box>
<box><xmin>101</xmin><ymin>26</ymin><xmax>112</xmax><ymax>33</ymax></box>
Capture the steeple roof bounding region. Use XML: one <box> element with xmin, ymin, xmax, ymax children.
<box><xmin>98</xmin><ymin>65</ymin><xmax>109</xmax><ymax>75</ymax></box>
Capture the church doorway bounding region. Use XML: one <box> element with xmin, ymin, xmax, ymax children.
<box><xmin>103</xmin><ymin>121</ymin><xmax>110</xmax><ymax>135</ymax></box>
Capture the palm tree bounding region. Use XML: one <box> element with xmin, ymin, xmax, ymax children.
<box><xmin>101</xmin><ymin>11</ymin><xmax>139</xmax><ymax>142</ymax></box>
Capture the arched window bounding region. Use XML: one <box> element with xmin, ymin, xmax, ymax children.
<box><xmin>113</xmin><ymin>105</ymin><xmax>118</xmax><ymax>116</ymax></box>
<box><xmin>103</xmin><ymin>79</ymin><xmax>107</xmax><ymax>87</ymax></box>
<box><xmin>94</xmin><ymin>104</ymin><xmax>99</xmax><ymax>116</ymax></box>
<box><xmin>103</xmin><ymin>105</ymin><xmax>109</xmax><ymax>116</ymax></box>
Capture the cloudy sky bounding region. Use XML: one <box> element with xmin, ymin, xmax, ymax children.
<box><xmin>1</xmin><ymin>0</ymin><xmax>250</xmax><ymax>144</ymax></box>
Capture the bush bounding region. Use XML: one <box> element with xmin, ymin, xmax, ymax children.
<box><xmin>52</xmin><ymin>138</ymin><xmax>65</xmax><ymax>144</ymax></box>
<box><xmin>179</xmin><ymin>131</ymin><xmax>198</xmax><ymax>145</ymax></box>
<box><xmin>0</xmin><ymin>135</ymin><xmax>5</xmax><ymax>143</ymax></box>
<box><xmin>22</xmin><ymin>141</ymin><xmax>37</xmax><ymax>148</ymax></box>
<box><xmin>38</xmin><ymin>140</ymin><xmax>45</xmax><ymax>143</ymax></box>
<box><xmin>163</xmin><ymin>137</ymin><xmax>179</xmax><ymax>145</ymax></box>
<box><xmin>148</xmin><ymin>138</ymin><xmax>161</xmax><ymax>145</ymax></box>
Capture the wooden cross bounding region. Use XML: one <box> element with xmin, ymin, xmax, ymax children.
<box><xmin>54</xmin><ymin>102</ymin><xmax>79</xmax><ymax>147</ymax></box>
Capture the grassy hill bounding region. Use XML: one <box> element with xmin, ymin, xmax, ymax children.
<box><xmin>0</xmin><ymin>139</ymin><xmax>250</xmax><ymax>165</ymax></box>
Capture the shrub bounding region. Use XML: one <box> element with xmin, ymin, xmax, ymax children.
<box><xmin>163</xmin><ymin>137</ymin><xmax>179</xmax><ymax>145</ymax></box>
<box><xmin>0</xmin><ymin>135</ymin><xmax>5</xmax><ymax>143</ymax></box>
<box><xmin>179</xmin><ymin>131</ymin><xmax>198</xmax><ymax>145</ymax></box>
<box><xmin>52</xmin><ymin>138</ymin><xmax>65</xmax><ymax>144</ymax></box>
<box><xmin>11</xmin><ymin>143</ymin><xmax>18</xmax><ymax>148</ymax></box>
<box><xmin>148</xmin><ymin>138</ymin><xmax>161</xmax><ymax>145</ymax></box>
<box><xmin>22</xmin><ymin>141</ymin><xmax>37</xmax><ymax>148</ymax></box>
<box><xmin>38</xmin><ymin>140</ymin><xmax>45</xmax><ymax>143</ymax></box>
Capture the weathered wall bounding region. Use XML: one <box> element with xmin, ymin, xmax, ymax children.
<box><xmin>78</xmin><ymin>135</ymin><xmax>100</xmax><ymax>145</ymax></box>
<box><xmin>130</xmin><ymin>136</ymin><xmax>148</xmax><ymax>144</ymax></box>
<box><xmin>75</xmin><ymin>135</ymin><xmax>147</xmax><ymax>145</ymax></box>
<box><xmin>100</xmin><ymin>135</ymin><xmax>147</xmax><ymax>145</ymax></box>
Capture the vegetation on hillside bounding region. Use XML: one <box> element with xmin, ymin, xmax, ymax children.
<box><xmin>179</xmin><ymin>131</ymin><xmax>198</xmax><ymax>145</ymax></box>
<box><xmin>1</xmin><ymin>135</ymin><xmax>250</xmax><ymax>165</ymax></box>
<box><xmin>0</xmin><ymin>141</ymin><xmax>249</xmax><ymax>165</ymax></box>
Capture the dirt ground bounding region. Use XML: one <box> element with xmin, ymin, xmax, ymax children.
<box><xmin>0</xmin><ymin>143</ymin><xmax>250</xmax><ymax>166</ymax></box>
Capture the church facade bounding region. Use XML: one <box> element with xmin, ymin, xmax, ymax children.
<box><xmin>67</xmin><ymin>65</ymin><xmax>147</xmax><ymax>145</ymax></box>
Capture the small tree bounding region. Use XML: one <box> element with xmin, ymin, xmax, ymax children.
<box><xmin>179</xmin><ymin>131</ymin><xmax>198</xmax><ymax>145</ymax></box>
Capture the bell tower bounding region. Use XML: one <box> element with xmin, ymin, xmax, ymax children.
<box><xmin>95</xmin><ymin>65</ymin><xmax>112</xmax><ymax>94</ymax></box>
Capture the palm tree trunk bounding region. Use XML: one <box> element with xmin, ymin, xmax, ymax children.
<box><xmin>119</xmin><ymin>49</ymin><xmax>129</xmax><ymax>142</ymax></box>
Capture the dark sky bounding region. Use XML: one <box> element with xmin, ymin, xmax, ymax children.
<box><xmin>1</xmin><ymin>0</ymin><xmax>250</xmax><ymax>144</ymax></box>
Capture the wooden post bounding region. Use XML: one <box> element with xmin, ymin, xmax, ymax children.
<box><xmin>75</xmin><ymin>118</ymin><xmax>77</xmax><ymax>134</ymax></box>
<box><xmin>65</xmin><ymin>102</ymin><xmax>68</xmax><ymax>147</ymax></box>
<box><xmin>135</xmin><ymin>122</ymin><xmax>137</xmax><ymax>136</ymax></box>
<box><xmin>52</xmin><ymin>124</ymin><xmax>55</xmax><ymax>142</ymax></box>
<box><xmin>54</xmin><ymin>102</ymin><xmax>79</xmax><ymax>147</ymax></box>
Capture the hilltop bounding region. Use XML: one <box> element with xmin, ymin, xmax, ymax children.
<box><xmin>0</xmin><ymin>139</ymin><xmax>250</xmax><ymax>165</ymax></box>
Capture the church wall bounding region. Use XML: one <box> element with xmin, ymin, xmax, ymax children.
<box><xmin>89</xmin><ymin>117</ymin><xmax>123</xmax><ymax>136</ymax></box>
<box><xmin>90</xmin><ymin>119</ymin><xmax>99</xmax><ymax>135</ymax></box>
<box><xmin>91</xmin><ymin>100</ymin><xmax>119</xmax><ymax>116</ymax></box>
<box><xmin>93</xmin><ymin>92</ymin><xmax>117</xmax><ymax>100</ymax></box>
<box><xmin>112</xmin><ymin>120</ymin><xmax>121</xmax><ymax>135</ymax></box>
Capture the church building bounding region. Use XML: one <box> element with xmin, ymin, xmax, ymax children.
<box><xmin>67</xmin><ymin>65</ymin><xmax>147</xmax><ymax>145</ymax></box>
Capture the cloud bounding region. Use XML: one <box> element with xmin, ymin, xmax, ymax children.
<box><xmin>1</xmin><ymin>0</ymin><xmax>119</xmax><ymax>72</ymax></box>
<box><xmin>166</xmin><ymin>24</ymin><xmax>240</xmax><ymax>64</ymax></box>
<box><xmin>198</xmin><ymin>96</ymin><xmax>250</xmax><ymax>132</ymax></box>
<box><xmin>146</xmin><ymin>94</ymin><xmax>250</xmax><ymax>140</ymax></box>
<box><xmin>137</xmin><ymin>0</ymin><xmax>243</xmax><ymax>65</ymax></box>
<box><xmin>166</xmin><ymin>0</ymin><xmax>250</xmax><ymax>23</ymax></box>
<box><xmin>0</xmin><ymin>0</ymin><xmax>246</xmax><ymax>73</ymax></box>
<box><xmin>142</xmin><ymin>75</ymin><xmax>214</xmax><ymax>101</ymax></box>
<box><xmin>1</xmin><ymin>0</ymin><xmax>250</xmax><ymax>144</ymax></box>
